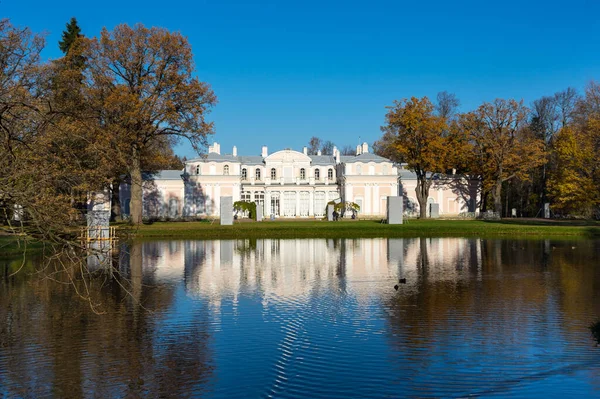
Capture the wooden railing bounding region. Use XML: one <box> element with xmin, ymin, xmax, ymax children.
<box><xmin>80</xmin><ymin>226</ymin><xmax>118</xmax><ymax>242</ymax></box>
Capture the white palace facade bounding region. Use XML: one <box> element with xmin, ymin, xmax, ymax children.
<box><xmin>120</xmin><ymin>142</ymin><xmax>479</xmax><ymax>219</ymax></box>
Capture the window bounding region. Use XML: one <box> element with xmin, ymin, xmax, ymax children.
<box><xmin>241</xmin><ymin>191</ymin><xmax>251</xmax><ymax>202</ymax></box>
<box><xmin>195</xmin><ymin>165</ymin><xmax>200</xmax><ymax>175</ymax></box>
<box><xmin>382</xmin><ymin>165</ymin><xmax>388</xmax><ymax>175</ymax></box>
<box><xmin>328</xmin><ymin>168</ymin><xmax>333</xmax><ymax>180</ymax></box>
<box><xmin>300</xmin><ymin>168</ymin><xmax>306</xmax><ymax>180</ymax></box>
<box><xmin>314</xmin><ymin>168</ymin><xmax>320</xmax><ymax>181</ymax></box>
<box><xmin>242</xmin><ymin>168</ymin><xmax>247</xmax><ymax>180</ymax></box>
<box><xmin>299</xmin><ymin>191</ymin><xmax>310</xmax><ymax>216</ymax></box>
<box><xmin>271</xmin><ymin>168</ymin><xmax>276</xmax><ymax>180</ymax></box>
<box><xmin>284</xmin><ymin>191</ymin><xmax>296</xmax><ymax>216</ymax></box>
<box><xmin>314</xmin><ymin>192</ymin><xmax>326</xmax><ymax>217</ymax></box>
<box><xmin>255</xmin><ymin>168</ymin><xmax>261</xmax><ymax>180</ymax></box>
<box><xmin>328</xmin><ymin>191</ymin><xmax>339</xmax><ymax>202</ymax></box>
<box><xmin>255</xmin><ymin>192</ymin><xmax>264</xmax><ymax>215</ymax></box>
<box><xmin>224</xmin><ymin>165</ymin><xmax>229</xmax><ymax>175</ymax></box>
<box><xmin>356</xmin><ymin>164</ymin><xmax>362</xmax><ymax>175</ymax></box>
<box><xmin>270</xmin><ymin>193</ymin><xmax>280</xmax><ymax>216</ymax></box>
<box><xmin>240</xmin><ymin>191</ymin><xmax>252</xmax><ymax>218</ymax></box>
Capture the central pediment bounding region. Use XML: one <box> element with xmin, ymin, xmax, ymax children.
<box><xmin>264</xmin><ymin>149</ymin><xmax>312</xmax><ymax>163</ymax></box>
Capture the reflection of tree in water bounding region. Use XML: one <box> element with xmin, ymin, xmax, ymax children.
<box><xmin>0</xmin><ymin>243</ymin><xmax>214</xmax><ymax>398</ymax></box>
<box><xmin>383</xmin><ymin>238</ymin><xmax>600</xmax><ymax>396</ymax></box>
<box><xmin>549</xmin><ymin>240</ymin><xmax>600</xmax><ymax>335</ymax></box>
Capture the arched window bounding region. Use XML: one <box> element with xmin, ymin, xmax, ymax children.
<box><xmin>255</xmin><ymin>168</ymin><xmax>261</xmax><ymax>180</ymax></box>
<box><xmin>314</xmin><ymin>168</ymin><xmax>320</xmax><ymax>181</ymax></box>
<box><xmin>382</xmin><ymin>165</ymin><xmax>388</xmax><ymax>175</ymax></box>
<box><xmin>328</xmin><ymin>168</ymin><xmax>333</xmax><ymax>180</ymax></box>
<box><xmin>271</xmin><ymin>168</ymin><xmax>277</xmax><ymax>180</ymax></box>
<box><xmin>356</xmin><ymin>164</ymin><xmax>362</xmax><ymax>175</ymax></box>
<box><xmin>224</xmin><ymin>165</ymin><xmax>229</xmax><ymax>175</ymax></box>
<box><xmin>300</xmin><ymin>168</ymin><xmax>306</xmax><ymax>180</ymax></box>
<box><xmin>195</xmin><ymin>165</ymin><xmax>200</xmax><ymax>175</ymax></box>
<box><xmin>242</xmin><ymin>168</ymin><xmax>247</xmax><ymax>180</ymax></box>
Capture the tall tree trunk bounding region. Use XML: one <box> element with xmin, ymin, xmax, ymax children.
<box><xmin>110</xmin><ymin>179</ymin><xmax>122</xmax><ymax>222</ymax></box>
<box><xmin>129</xmin><ymin>144</ymin><xmax>143</xmax><ymax>225</ymax></box>
<box><xmin>493</xmin><ymin>178</ymin><xmax>503</xmax><ymax>215</ymax></box>
<box><xmin>415</xmin><ymin>176</ymin><xmax>429</xmax><ymax>219</ymax></box>
<box><xmin>481</xmin><ymin>188</ymin><xmax>488</xmax><ymax>212</ymax></box>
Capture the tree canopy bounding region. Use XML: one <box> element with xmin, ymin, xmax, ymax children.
<box><xmin>80</xmin><ymin>23</ymin><xmax>217</xmax><ymax>224</ymax></box>
<box><xmin>379</xmin><ymin>96</ymin><xmax>451</xmax><ymax>218</ymax></box>
<box><xmin>58</xmin><ymin>17</ymin><xmax>82</xmax><ymax>55</ymax></box>
<box><xmin>548</xmin><ymin>82</ymin><xmax>600</xmax><ymax>218</ymax></box>
<box><xmin>459</xmin><ymin>99</ymin><xmax>545</xmax><ymax>214</ymax></box>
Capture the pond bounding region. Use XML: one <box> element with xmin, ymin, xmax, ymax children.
<box><xmin>1</xmin><ymin>238</ymin><xmax>599</xmax><ymax>398</ymax></box>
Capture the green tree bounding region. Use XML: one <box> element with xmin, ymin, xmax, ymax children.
<box><xmin>58</xmin><ymin>17</ymin><xmax>83</xmax><ymax>55</ymax></box>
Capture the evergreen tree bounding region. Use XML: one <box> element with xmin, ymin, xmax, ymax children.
<box><xmin>58</xmin><ymin>17</ymin><xmax>82</xmax><ymax>55</ymax></box>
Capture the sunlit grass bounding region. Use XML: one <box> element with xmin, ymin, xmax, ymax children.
<box><xmin>119</xmin><ymin>219</ymin><xmax>600</xmax><ymax>239</ymax></box>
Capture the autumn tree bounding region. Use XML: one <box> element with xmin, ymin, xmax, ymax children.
<box><xmin>0</xmin><ymin>19</ymin><xmax>46</xmax><ymax>225</ymax></box>
<box><xmin>460</xmin><ymin>99</ymin><xmax>545</xmax><ymax>215</ymax></box>
<box><xmin>548</xmin><ymin>82</ymin><xmax>600</xmax><ymax>217</ymax></box>
<box><xmin>380</xmin><ymin>97</ymin><xmax>450</xmax><ymax>218</ymax></box>
<box><xmin>81</xmin><ymin>23</ymin><xmax>217</xmax><ymax>225</ymax></box>
<box><xmin>0</xmin><ymin>19</ymin><xmax>111</xmax><ymax>242</ymax></box>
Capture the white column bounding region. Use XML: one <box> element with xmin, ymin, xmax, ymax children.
<box><xmin>206</xmin><ymin>184</ymin><xmax>213</xmax><ymax>215</ymax></box>
<box><xmin>265</xmin><ymin>190</ymin><xmax>271</xmax><ymax>217</ymax></box>
<box><xmin>364</xmin><ymin>184</ymin><xmax>371</xmax><ymax>215</ymax></box>
<box><xmin>309</xmin><ymin>189</ymin><xmax>314</xmax><ymax>216</ymax></box>
<box><xmin>233</xmin><ymin>183</ymin><xmax>240</xmax><ymax>202</ymax></box>
<box><xmin>215</xmin><ymin>184</ymin><xmax>221</xmax><ymax>216</ymax></box>
<box><xmin>181</xmin><ymin>184</ymin><xmax>186</xmax><ymax>216</ymax></box>
<box><xmin>296</xmin><ymin>190</ymin><xmax>300</xmax><ymax>217</ymax></box>
<box><xmin>373</xmin><ymin>184</ymin><xmax>379</xmax><ymax>214</ymax></box>
<box><xmin>345</xmin><ymin>183</ymin><xmax>353</xmax><ymax>203</ymax></box>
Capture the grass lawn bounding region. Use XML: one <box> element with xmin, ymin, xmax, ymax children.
<box><xmin>118</xmin><ymin>218</ymin><xmax>600</xmax><ymax>240</ymax></box>
<box><xmin>2</xmin><ymin>219</ymin><xmax>598</xmax><ymax>257</ymax></box>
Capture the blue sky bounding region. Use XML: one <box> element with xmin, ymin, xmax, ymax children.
<box><xmin>3</xmin><ymin>0</ymin><xmax>600</xmax><ymax>158</ymax></box>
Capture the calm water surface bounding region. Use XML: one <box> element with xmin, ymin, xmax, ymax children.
<box><xmin>1</xmin><ymin>238</ymin><xmax>600</xmax><ymax>398</ymax></box>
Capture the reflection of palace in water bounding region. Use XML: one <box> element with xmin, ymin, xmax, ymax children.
<box><xmin>132</xmin><ymin>238</ymin><xmax>483</xmax><ymax>306</ymax></box>
<box><xmin>4</xmin><ymin>238</ymin><xmax>599</xmax><ymax>398</ymax></box>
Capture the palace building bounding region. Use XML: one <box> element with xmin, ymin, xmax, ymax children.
<box><xmin>119</xmin><ymin>142</ymin><xmax>479</xmax><ymax>219</ymax></box>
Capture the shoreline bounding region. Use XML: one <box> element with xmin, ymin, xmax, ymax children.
<box><xmin>119</xmin><ymin>219</ymin><xmax>600</xmax><ymax>240</ymax></box>
<box><xmin>2</xmin><ymin>219</ymin><xmax>599</xmax><ymax>256</ymax></box>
